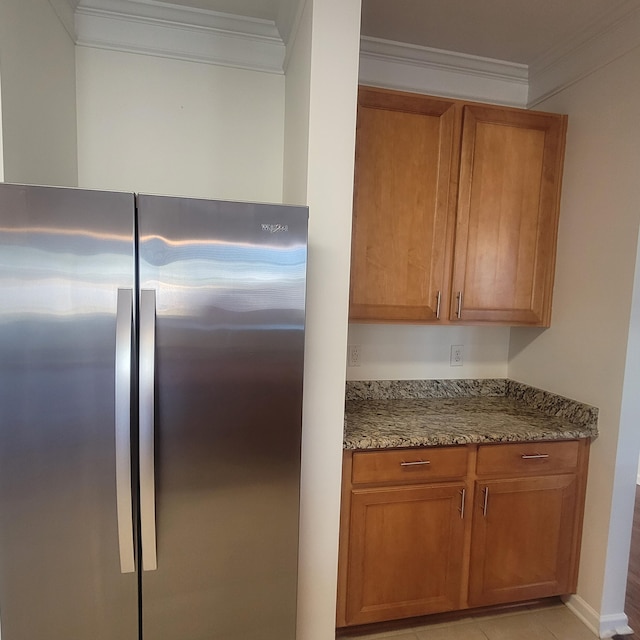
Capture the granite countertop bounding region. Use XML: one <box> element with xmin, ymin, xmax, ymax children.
<box><xmin>344</xmin><ymin>379</ymin><xmax>599</xmax><ymax>450</ymax></box>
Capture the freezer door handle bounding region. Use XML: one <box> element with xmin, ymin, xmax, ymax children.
<box><xmin>115</xmin><ymin>289</ymin><xmax>136</xmax><ymax>574</ymax></box>
<box><xmin>140</xmin><ymin>289</ymin><xmax>158</xmax><ymax>571</ymax></box>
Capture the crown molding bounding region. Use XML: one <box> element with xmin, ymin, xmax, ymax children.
<box><xmin>359</xmin><ymin>36</ymin><xmax>529</xmax><ymax>107</ymax></box>
<box><xmin>359</xmin><ymin>0</ymin><xmax>640</xmax><ymax>110</ymax></box>
<box><xmin>528</xmin><ymin>0</ymin><xmax>640</xmax><ymax>106</ymax></box>
<box><xmin>72</xmin><ymin>0</ymin><xmax>640</xmax><ymax>98</ymax></box>
<box><xmin>361</xmin><ymin>37</ymin><xmax>528</xmax><ymax>83</ymax></box>
<box><xmin>75</xmin><ymin>0</ymin><xmax>286</xmax><ymax>73</ymax></box>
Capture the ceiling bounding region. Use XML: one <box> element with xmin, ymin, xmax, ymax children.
<box><xmin>72</xmin><ymin>0</ymin><xmax>638</xmax><ymax>66</ymax></box>
<box><xmin>360</xmin><ymin>0</ymin><xmax>630</xmax><ymax>65</ymax></box>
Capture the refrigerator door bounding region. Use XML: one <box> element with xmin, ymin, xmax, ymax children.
<box><xmin>137</xmin><ymin>195</ymin><xmax>307</xmax><ymax>640</ymax></box>
<box><xmin>0</xmin><ymin>184</ymin><xmax>139</xmax><ymax>640</ymax></box>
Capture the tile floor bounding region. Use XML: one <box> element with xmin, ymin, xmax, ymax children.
<box><xmin>337</xmin><ymin>601</ymin><xmax>600</xmax><ymax>640</ymax></box>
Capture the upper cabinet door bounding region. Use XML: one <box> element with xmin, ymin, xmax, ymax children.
<box><xmin>349</xmin><ymin>87</ymin><xmax>460</xmax><ymax>322</ymax></box>
<box><xmin>451</xmin><ymin>105</ymin><xmax>567</xmax><ymax>326</ymax></box>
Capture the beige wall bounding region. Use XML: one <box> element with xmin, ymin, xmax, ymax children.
<box><xmin>347</xmin><ymin>324</ymin><xmax>510</xmax><ymax>380</ymax></box>
<box><xmin>284</xmin><ymin>1</ymin><xmax>362</xmax><ymax>638</ymax></box>
<box><xmin>509</xmin><ymin>46</ymin><xmax>640</xmax><ymax>631</ymax></box>
<box><xmin>0</xmin><ymin>0</ymin><xmax>77</xmax><ymax>186</ymax></box>
<box><xmin>282</xmin><ymin>0</ymin><xmax>311</xmax><ymax>207</ymax></box>
<box><xmin>76</xmin><ymin>47</ymin><xmax>285</xmax><ymax>203</ymax></box>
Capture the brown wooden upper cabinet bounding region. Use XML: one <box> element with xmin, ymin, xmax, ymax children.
<box><xmin>349</xmin><ymin>86</ymin><xmax>568</xmax><ymax>326</ymax></box>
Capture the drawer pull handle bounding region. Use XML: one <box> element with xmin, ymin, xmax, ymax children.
<box><xmin>400</xmin><ymin>460</ymin><xmax>431</xmax><ymax>467</ymax></box>
<box><xmin>521</xmin><ymin>454</ymin><xmax>550</xmax><ymax>460</ymax></box>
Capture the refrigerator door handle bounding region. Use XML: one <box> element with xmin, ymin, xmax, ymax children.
<box><xmin>140</xmin><ymin>289</ymin><xmax>158</xmax><ymax>571</ymax></box>
<box><xmin>115</xmin><ymin>289</ymin><xmax>136</xmax><ymax>574</ymax></box>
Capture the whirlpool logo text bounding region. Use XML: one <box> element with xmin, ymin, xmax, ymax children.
<box><xmin>261</xmin><ymin>223</ymin><xmax>289</xmax><ymax>233</ymax></box>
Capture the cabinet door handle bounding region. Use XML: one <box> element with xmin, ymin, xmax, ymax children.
<box><xmin>459</xmin><ymin>488</ymin><xmax>466</xmax><ymax>519</ymax></box>
<box><xmin>521</xmin><ymin>454</ymin><xmax>550</xmax><ymax>460</ymax></box>
<box><xmin>456</xmin><ymin>291</ymin><xmax>463</xmax><ymax>318</ymax></box>
<box><xmin>482</xmin><ymin>486</ymin><xmax>489</xmax><ymax>516</ymax></box>
<box><xmin>400</xmin><ymin>460</ymin><xmax>431</xmax><ymax>467</ymax></box>
<box><xmin>435</xmin><ymin>290</ymin><xmax>441</xmax><ymax>319</ymax></box>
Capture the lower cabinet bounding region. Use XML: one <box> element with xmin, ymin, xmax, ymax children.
<box><xmin>336</xmin><ymin>439</ymin><xmax>589</xmax><ymax>628</ymax></box>
<box><xmin>345</xmin><ymin>483</ymin><xmax>466</xmax><ymax>625</ymax></box>
<box><xmin>467</xmin><ymin>440</ymin><xmax>587</xmax><ymax>607</ymax></box>
<box><xmin>468</xmin><ymin>474</ymin><xmax>578</xmax><ymax>607</ymax></box>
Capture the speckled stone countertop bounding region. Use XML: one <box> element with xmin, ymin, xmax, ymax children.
<box><xmin>344</xmin><ymin>379</ymin><xmax>599</xmax><ymax>450</ymax></box>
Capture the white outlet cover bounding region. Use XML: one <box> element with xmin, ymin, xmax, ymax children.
<box><xmin>450</xmin><ymin>345</ymin><xmax>464</xmax><ymax>366</ymax></box>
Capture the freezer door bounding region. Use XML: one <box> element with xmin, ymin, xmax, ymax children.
<box><xmin>0</xmin><ymin>184</ymin><xmax>138</xmax><ymax>640</ymax></box>
<box><xmin>137</xmin><ymin>195</ymin><xmax>307</xmax><ymax>640</ymax></box>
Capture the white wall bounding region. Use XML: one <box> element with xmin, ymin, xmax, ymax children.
<box><xmin>348</xmin><ymin>324</ymin><xmax>510</xmax><ymax>380</ymax></box>
<box><xmin>76</xmin><ymin>47</ymin><xmax>285</xmax><ymax>203</ymax></box>
<box><xmin>508</xmin><ymin>47</ymin><xmax>640</xmax><ymax>636</ymax></box>
<box><xmin>0</xmin><ymin>0</ymin><xmax>77</xmax><ymax>186</ymax></box>
<box><xmin>283</xmin><ymin>1</ymin><xmax>311</xmax><ymax>206</ymax></box>
<box><xmin>283</xmin><ymin>1</ymin><xmax>362</xmax><ymax>639</ymax></box>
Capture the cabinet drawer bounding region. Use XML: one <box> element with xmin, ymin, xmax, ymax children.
<box><xmin>351</xmin><ymin>447</ymin><xmax>468</xmax><ymax>485</ymax></box>
<box><xmin>476</xmin><ymin>440</ymin><xmax>580</xmax><ymax>477</ymax></box>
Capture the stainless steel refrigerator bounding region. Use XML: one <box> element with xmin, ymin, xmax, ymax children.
<box><xmin>0</xmin><ymin>183</ymin><xmax>308</xmax><ymax>640</ymax></box>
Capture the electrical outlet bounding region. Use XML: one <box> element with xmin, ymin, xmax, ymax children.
<box><xmin>450</xmin><ymin>345</ymin><xmax>464</xmax><ymax>367</ymax></box>
<box><xmin>348</xmin><ymin>345</ymin><xmax>361</xmax><ymax>367</ymax></box>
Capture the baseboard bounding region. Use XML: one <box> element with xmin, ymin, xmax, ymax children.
<box><xmin>563</xmin><ymin>594</ymin><xmax>633</xmax><ymax>638</ymax></box>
